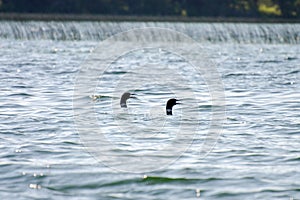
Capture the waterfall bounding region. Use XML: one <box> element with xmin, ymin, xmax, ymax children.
<box><xmin>0</xmin><ymin>21</ymin><xmax>299</xmax><ymax>43</ymax></box>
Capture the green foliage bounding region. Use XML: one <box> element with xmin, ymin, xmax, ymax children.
<box><xmin>0</xmin><ymin>0</ymin><xmax>299</xmax><ymax>18</ymax></box>
<box><xmin>258</xmin><ymin>0</ymin><xmax>281</xmax><ymax>16</ymax></box>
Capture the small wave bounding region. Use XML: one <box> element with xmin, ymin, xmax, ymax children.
<box><xmin>286</xmin><ymin>70</ymin><xmax>300</xmax><ymax>75</ymax></box>
<box><xmin>142</xmin><ymin>175</ymin><xmax>199</xmax><ymax>184</ymax></box>
<box><xmin>104</xmin><ymin>71</ymin><xmax>127</xmax><ymax>75</ymax></box>
<box><xmin>7</xmin><ymin>93</ymin><xmax>33</xmax><ymax>97</ymax></box>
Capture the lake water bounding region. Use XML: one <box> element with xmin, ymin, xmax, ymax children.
<box><xmin>0</xmin><ymin>21</ymin><xmax>299</xmax><ymax>199</ymax></box>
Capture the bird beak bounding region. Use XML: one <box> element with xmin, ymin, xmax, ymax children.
<box><xmin>176</xmin><ymin>99</ymin><xmax>181</xmax><ymax>104</ymax></box>
<box><xmin>130</xmin><ymin>93</ymin><xmax>138</xmax><ymax>99</ymax></box>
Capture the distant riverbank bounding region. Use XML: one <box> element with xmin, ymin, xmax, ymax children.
<box><xmin>0</xmin><ymin>13</ymin><xmax>299</xmax><ymax>23</ymax></box>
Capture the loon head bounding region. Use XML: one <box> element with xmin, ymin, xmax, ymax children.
<box><xmin>166</xmin><ymin>98</ymin><xmax>180</xmax><ymax>115</ymax></box>
<box><xmin>120</xmin><ymin>92</ymin><xmax>136</xmax><ymax>108</ymax></box>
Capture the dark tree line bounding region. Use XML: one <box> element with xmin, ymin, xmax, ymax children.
<box><xmin>0</xmin><ymin>0</ymin><xmax>299</xmax><ymax>18</ymax></box>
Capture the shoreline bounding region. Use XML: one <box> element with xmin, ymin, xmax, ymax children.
<box><xmin>0</xmin><ymin>13</ymin><xmax>299</xmax><ymax>23</ymax></box>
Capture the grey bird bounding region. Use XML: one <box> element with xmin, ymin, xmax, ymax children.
<box><xmin>120</xmin><ymin>92</ymin><xmax>136</xmax><ymax>108</ymax></box>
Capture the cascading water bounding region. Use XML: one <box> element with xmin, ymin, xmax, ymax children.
<box><xmin>0</xmin><ymin>21</ymin><xmax>299</xmax><ymax>43</ymax></box>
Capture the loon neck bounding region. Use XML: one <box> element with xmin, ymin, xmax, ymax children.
<box><xmin>120</xmin><ymin>102</ymin><xmax>127</xmax><ymax>108</ymax></box>
<box><xmin>120</xmin><ymin>98</ymin><xmax>128</xmax><ymax>108</ymax></box>
<box><xmin>166</xmin><ymin>108</ymin><xmax>173</xmax><ymax>115</ymax></box>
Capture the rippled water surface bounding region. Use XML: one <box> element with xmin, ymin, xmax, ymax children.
<box><xmin>0</xmin><ymin>22</ymin><xmax>300</xmax><ymax>199</ymax></box>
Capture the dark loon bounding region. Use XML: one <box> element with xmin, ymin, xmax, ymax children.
<box><xmin>166</xmin><ymin>98</ymin><xmax>180</xmax><ymax>115</ymax></box>
<box><xmin>120</xmin><ymin>92</ymin><xmax>136</xmax><ymax>108</ymax></box>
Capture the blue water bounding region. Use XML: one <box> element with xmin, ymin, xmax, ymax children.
<box><xmin>0</xmin><ymin>22</ymin><xmax>299</xmax><ymax>199</ymax></box>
